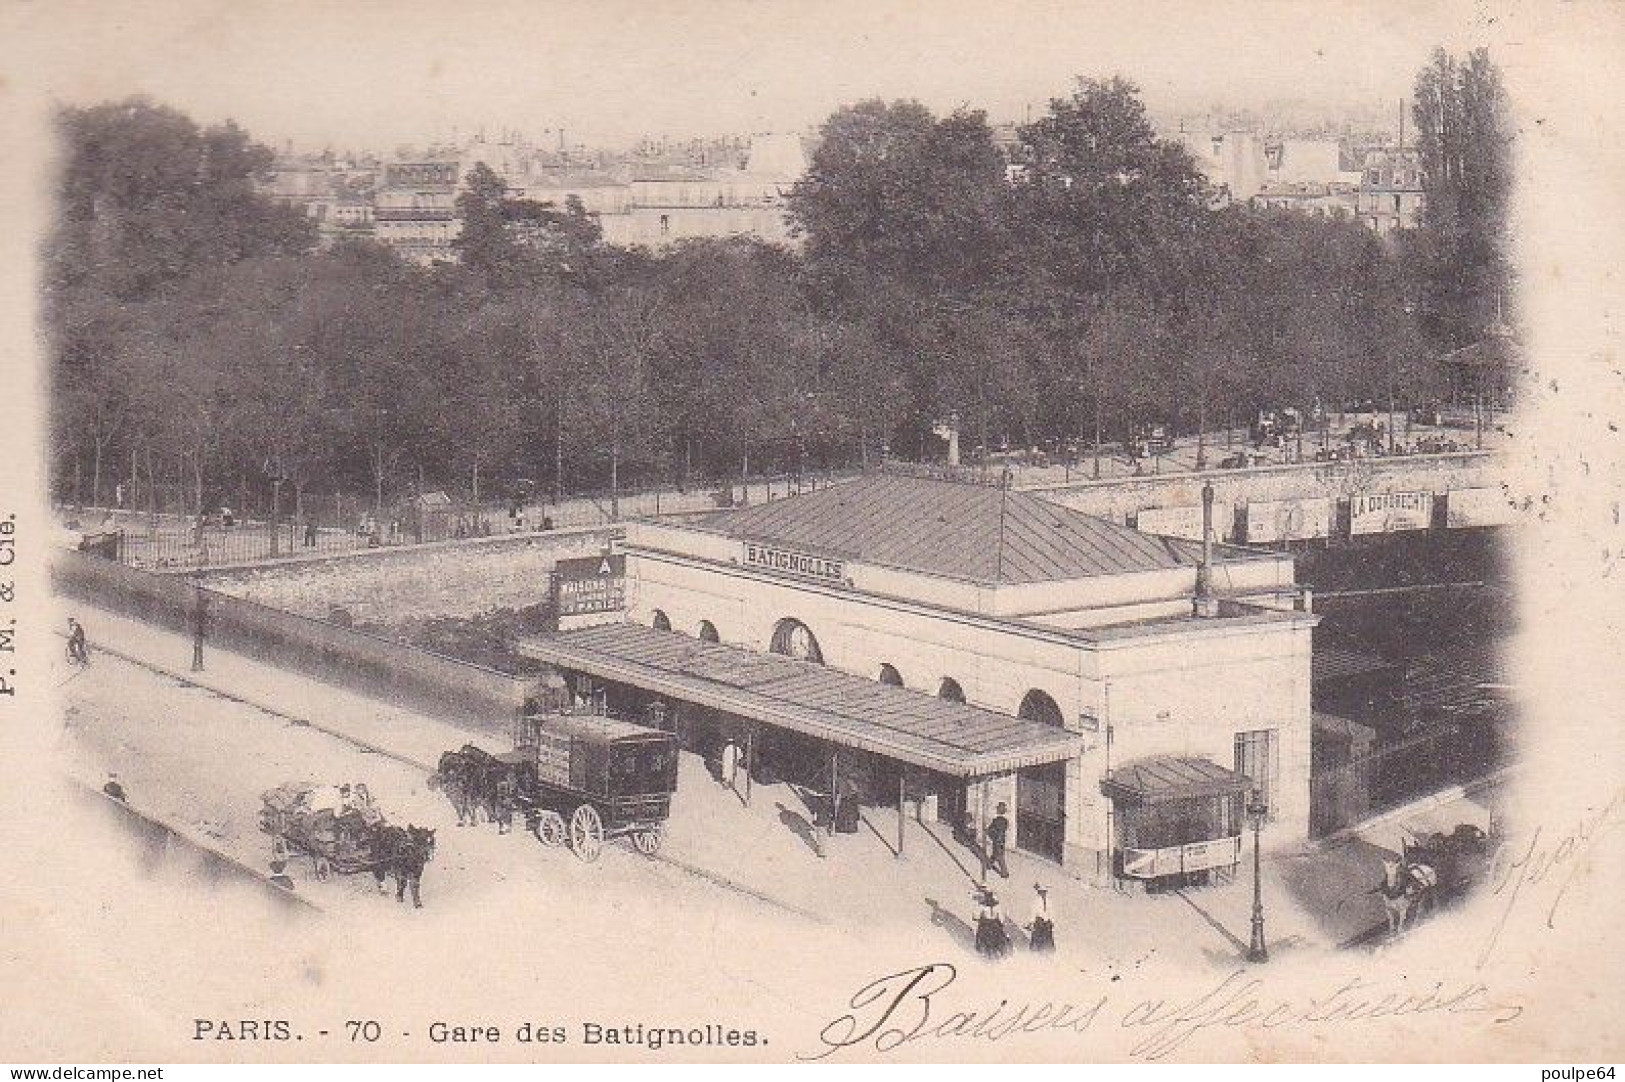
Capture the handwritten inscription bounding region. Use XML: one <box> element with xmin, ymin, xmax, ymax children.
<box><xmin>0</xmin><ymin>513</ymin><xmax>13</xmax><ymax>698</ymax></box>
<box><xmin>806</xmin><ymin>964</ymin><xmax>1522</xmax><ymax>1061</ymax></box>
<box><xmin>1477</xmin><ymin>784</ymin><xmax>1625</xmax><ymax>967</ymax></box>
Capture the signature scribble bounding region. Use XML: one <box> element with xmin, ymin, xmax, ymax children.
<box><xmin>1477</xmin><ymin>783</ymin><xmax>1625</xmax><ymax>967</ymax></box>
<box><xmin>804</xmin><ymin>965</ymin><xmax>1523</xmax><ymax>1060</ymax></box>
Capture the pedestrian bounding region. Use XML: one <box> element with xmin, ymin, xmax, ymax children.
<box><xmin>986</xmin><ymin>802</ymin><xmax>1011</xmax><ymax>879</ymax></box>
<box><xmin>973</xmin><ymin>885</ymin><xmax>1012</xmax><ymax>959</ymax></box>
<box><xmin>721</xmin><ymin>737</ymin><xmax>740</xmax><ymax>791</ymax></box>
<box><xmin>268</xmin><ymin>859</ymin><xmax>296</xmax><ymax>891</ymax></box>
<box><xmin>114</xmin><ymin>482</ymin><xmax>125</xmax><ymax>509</ymax></box>
<box><xmin>220</xmin><ymin>505</ymin><xmax>234</xmax><ymax>528</ymax></box>
<box><xmin>1027</xmin><ymin>883</ymin><xmax>1056</xmax><ymax>953</ymax></box>
<box><xmin>66</xmin><ymin>616</ymin><xmax>88</xmax><ymax>666</ymax></box>
<box><xmin>102</xmin><ymin>772</ymin><xmax>126</xmax><ymax>802</ymax></box>
<box><xmin>303</xmin><ymin>519</ymin><xmax>318</xmax><ymax>547</ymax></box>
<box><xmin>836</xmin><ymin>778</ymin><xmax>862</xmax><ymax>834</ymax></box>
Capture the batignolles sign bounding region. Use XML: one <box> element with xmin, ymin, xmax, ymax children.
<box><xmin>1349</xmin><ymin>491</ymin><xmax>1434</xmax><ymax>535</ymax></box>
<box><xmin>1446</xmin><ymin>486</ymin><xmax>1516</xmax><ymax>528</ymax></box>
<box><xmin>1244</xmin><ymin>497</ymin><xmax>1334</xmax><ymax>542</ymax></box>
<box><xmin>742</xmin><ymin>542</ymin><xmax>846</xmax><ymax>582</ymax></box>
<box><xmin>553</xmin><ymin>554</ymin><xmax>627</xmax><ymax>616</ymax></box>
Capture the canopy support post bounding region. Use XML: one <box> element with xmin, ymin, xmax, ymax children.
<box><xmin>744</xmin><ymin>725</ymin><xmax>755</xmax><ymax>807</ymax></box>
<box><xmin>897</xmin><ymin>771</ymin><xmax>906</xmax><ymax>858</ymax></box>
<box><xmin>829</xmin><ymin>750</ymin><xmax>838</xmax><ymax>837</ymax></box>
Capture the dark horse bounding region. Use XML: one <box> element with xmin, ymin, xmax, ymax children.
<box><xmin>371</xmin><ymin>824</ymin><xmax>436</xmax><ymax>908</ymax></box>
<box><xmin>430</xmin><ymin>745</ymin><xmax>519</xmax><ymax>832</ymax></box>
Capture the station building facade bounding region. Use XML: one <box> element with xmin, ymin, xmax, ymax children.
<box><xmin>584</xmin><ymin>470</ymin><xmax>1317</xmax><ymax>882</ymax></box>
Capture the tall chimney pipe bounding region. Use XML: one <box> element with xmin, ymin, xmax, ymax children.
<box><xmin>1195</xmin><ymin>481</ymin><xmax>1218</xmax><ymax>617</ymax></box>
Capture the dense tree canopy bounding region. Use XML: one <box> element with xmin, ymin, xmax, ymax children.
<box><xmin>47</xmin><ymin>63</ymin><xmax>1490</xmax><ymax>520</ymax></box>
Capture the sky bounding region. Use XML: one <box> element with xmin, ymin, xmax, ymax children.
<box><xmin>5</xmin><ymin>0</ymin><xmax>1516</xmax><ymax>153</ymax></box>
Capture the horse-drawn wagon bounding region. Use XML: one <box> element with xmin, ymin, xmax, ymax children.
<box><xmin>259</xmin><ymin>782</ymin><xmax>386</xmax><ymax>879</ymax></box>
<box><xmin>258</xmin><ymin>781</ymin><xmax>436</xmax><ymax>905</ymax></box>
<box><xmin>432</xmin><ymin>708</ymin><xmax>679</xmax><ymax>863</ymax></box>
<box><xmin>516</xmin><ymin>711</ymin><xmax>679</xmax><ymax>861</ymax></box>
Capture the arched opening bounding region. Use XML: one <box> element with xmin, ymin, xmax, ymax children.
<box><xmin>651</xmin><ymin>609</ymin><xmax>672</xmax><ymax>632</ymax></box>
<box><xmin>769</xmin><ymin>618</ymin><xmax>824</xmax><ymax>665</ymax></box>
<box><xmin>877</xmin><ymin>663</ymin><xmax>903</xmax><ymax>687</ymax></box>
<box><xmin>938</xmin><ymin>677</ymin><xmax>966</xmax><ymax>703</ymax></box>
<box><xmin>697</xmin><ymin>620</ymin><xmax>720</xmax><ymax>643</ymax></box>
<box><xmin>1016</xmin><ymin>688</ymin><xmax>1067</xmax><ymax>863</ymax></box>
<box><xmin>1018</xmin><ymin>689</ymin><xmax>1064</xmax><ymax>729</ymax></box>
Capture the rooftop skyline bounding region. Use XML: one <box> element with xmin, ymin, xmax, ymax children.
<box><xmin>9</xmin><ymin>0</ymin><xmax>1510</xmax><ymax>154</ymax></box>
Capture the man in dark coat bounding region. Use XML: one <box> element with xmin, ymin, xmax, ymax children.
<box><xmin>986</xmin><ymin>802</ymin><xmax>1011</xmax><ymax>878</ymax></box>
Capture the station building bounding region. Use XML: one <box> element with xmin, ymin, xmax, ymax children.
<box><xmin>522</xmin><ymin>468</ymin><xmax>1317</xmax><ymax>885</ymax></box>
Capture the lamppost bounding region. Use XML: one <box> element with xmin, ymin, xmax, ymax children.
<box><xmin>1247</xmin><ymin>796</ymin><xmax>1269</xmax><ymax>963</ymax></box>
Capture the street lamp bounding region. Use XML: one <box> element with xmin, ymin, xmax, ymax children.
<box><xmin>1246</xmin><ymin>796</ymin><xmax>1269</xmax><ymax>963</ymax></box>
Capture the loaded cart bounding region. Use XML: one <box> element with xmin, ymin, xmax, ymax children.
<box><xmin>511</xmin><ymin>710</ymin><xmax>680</xmax><ymax>862</ymax></box>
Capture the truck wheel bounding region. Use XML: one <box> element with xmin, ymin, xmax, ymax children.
<box><xmin>633</xmin><ymin>824</ymin><xmax>664</xmax><ymax>855</ymax></box>
<box><xmin>536</xmin><ymin>810</ymin><xmax>566</xmax><ymax>847</ymax></box>
<box><xmin>569</xmin><ymin>805</ymin><xmax>603</xmax><ymax>863</ymax></box>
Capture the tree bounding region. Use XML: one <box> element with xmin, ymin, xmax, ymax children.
<box><xmin>1014</xmin><ymin>77</ymin><xmax>1210</xmax><ymax>303</ymax></box>
<box><xmin>454</xmin><ymin>162</ymin><xmax>607</xmax><ymax>288</ymax></box>
<box><xmin>1411</xmin><ymin>48</ymin><xmax>1514</xmax><ymax>348</ymax></box>
<box><xmin>789</xmin><ymin>99</ymin><xmax>1011</xmax><ymax>304</ymax></box>
<box><xmin>49</xmin><ymin>99</ymin><xmax>315</xmax><ymax>300</ymax></box>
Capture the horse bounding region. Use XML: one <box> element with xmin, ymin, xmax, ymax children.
<box><xmin>429</xmin><ymin>750</ymin><xmax>480</xmax><ymax>826</ymax></box>
<box><xmin>1375</xmin><ymin>857</ymin><xmax>1439</xmax><ymax>937</ymax></box>
<box><xmin>371</xmin><ymin>824</ymin><xmax>436</xmax><ymax>908</ymax></box>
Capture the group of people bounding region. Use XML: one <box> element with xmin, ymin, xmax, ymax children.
<box><xmin>973</xmin><ymin>880</ymin><xmax>1056</xmax><ymax>959</ymax></box>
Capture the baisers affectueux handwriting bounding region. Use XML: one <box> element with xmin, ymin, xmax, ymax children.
<box><xmin>804</xmin><ymin>964</ymin><xmax>1523</xmax><ymax>1060</ymax></box>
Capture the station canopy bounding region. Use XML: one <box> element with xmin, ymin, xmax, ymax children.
<box><xmin>1100</xmin><ymin>756</ymin><xmax>1254</xmax><ymax>806</ymax></box>
<box><xmin>518</xmin><ymin>623</ymin><xmax>1083</xmax><ymax>778</ymax></box>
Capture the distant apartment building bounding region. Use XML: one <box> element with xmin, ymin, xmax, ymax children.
<box><xmin>1174</xmin><ymin>127</ymin><xmax>1270</xmax><ymax>203</ymax></box>
<box><xmin>260</xmin><ymin>155</ymin><xmax>379</xmax><ymax>248</ymax></box>
<box><xmin>1356</xmin><ymin>147</ymin><xmax>1425</xmax><ymax>234</ymax></box>
<box><xmin>373</xmin><ymin>160</ymin><xmax>461</xmax><ymax>264</ymax></box>
<box><xmin>1251</xmin><ymin>181</ymin><xmax>1360</xmax><ymax>220</ymax></box>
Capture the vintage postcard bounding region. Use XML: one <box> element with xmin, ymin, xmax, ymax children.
<box><xmin>1</xmin><ymin>0</ymin><xmax>1622</xmax><ymax>1068</ymax></box>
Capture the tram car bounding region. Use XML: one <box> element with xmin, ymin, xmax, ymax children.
<box><xmin>511</xmin><ymin>710</ymin><xmax>680</xmax><ymax>861</ymax></box>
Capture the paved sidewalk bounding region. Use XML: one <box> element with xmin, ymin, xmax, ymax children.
<box><xmin>69</xmin><ymin>600</ymin><xmax>1380</xmax><ymax>969</ymax></box>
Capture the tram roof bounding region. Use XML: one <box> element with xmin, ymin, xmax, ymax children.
<box><xmin>517</xmin><ymin>622</ymin><xmax>1083</xmax><ymax>777</ymax></box>
<box><xmin>690</xmin><ymin>472</ymin><xmax>1244</xmax><ymax>585</ymax></box>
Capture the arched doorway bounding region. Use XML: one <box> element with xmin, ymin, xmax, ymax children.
<box><xmin>1016</xmin><ymin>688</ymin><xmax>1067</xmax><ymax>862</ymax></box>
<box><xmin>938</xmin><ymin>677</ymin><xmax>966</xmax><ymax>703</ymax></box>
<box><xmin>651</xmin><ymin>609</ymin><xmax>672</xmax><ymax>632</ymax></box>
<box><xmin>769</xmin><ymin>618</ymin><xmax>824</xmax><ymax>664</ymax></box>
<box><xmin>697</xmin><ymin>620</ymin><xmax>720</xmax><ymax>643</ymax></box>
<box><xmin>878</xmin><ymin>663</ymin><xmax>903</xmax><ymax>687</ymax></box>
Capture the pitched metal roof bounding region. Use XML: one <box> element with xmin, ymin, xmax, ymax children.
<box><xmin>693</xmin><ymin>473</ymin><xmax>1210</xmax><ymax>584</ymax></box>
<box><xmin>517</xmin><ymin>623</ymin><xmax>1082</xmax><ymax>777</ymax></box>
<box><xmin>1100</xmin><ymin>756</ymin><xmax>1255</xmax><ymax>806</ymax></box>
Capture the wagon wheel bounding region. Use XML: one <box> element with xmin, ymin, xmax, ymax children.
<box><xmin>536</xmin><ymin>810</ymin><xmax>567</xmax><ymax>848</ymax></box>
<box><xmin>633</xmin><ymin>823</ymin><xmax>664</xmax><ymax>856</ymax></box>
<box><xmin>569</xmin><ymin>805</ymin><xmax>604</xmax><ymax>863</ymax></box>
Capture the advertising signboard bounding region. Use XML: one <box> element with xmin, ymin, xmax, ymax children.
<box><xmin>1122</xmin><ymin>834</ymin><xmax>1243</xmax><ymax>879</ymax></box>
<box><xmin>552</xmin><ymin>554</ymin><xmax>627</xmax><ymax>617</ymax></box>
<box><xmin>1349</xmin><ymin>491</ymin><xmax>1434</xmax><ymax>535</ymax></box>
<box><xmin>1135</xmin><ymin>503</ymin><xmax>1232</xmax><ymax>542</ymax></box>
<box><xmin>1244</xmin><ymin>497</ymin><xmax>1334</xmax><ymax>543</ymax></box>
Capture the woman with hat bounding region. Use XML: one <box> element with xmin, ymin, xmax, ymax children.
<box><xmin>1027</xmin><ymin>883</ymin><xmax>1056</xmax><ymax>953</ymax></box>
<box><xmin>973</xmin><ymin>884</ymin><xmax>1012</xmax><ymax>959</ymax></box>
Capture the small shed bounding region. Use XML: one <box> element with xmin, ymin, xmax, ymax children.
<box><xmin>405</xmin><ymin>491</ymin><xmax>457</xmax><ymax>542</ymax></box>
